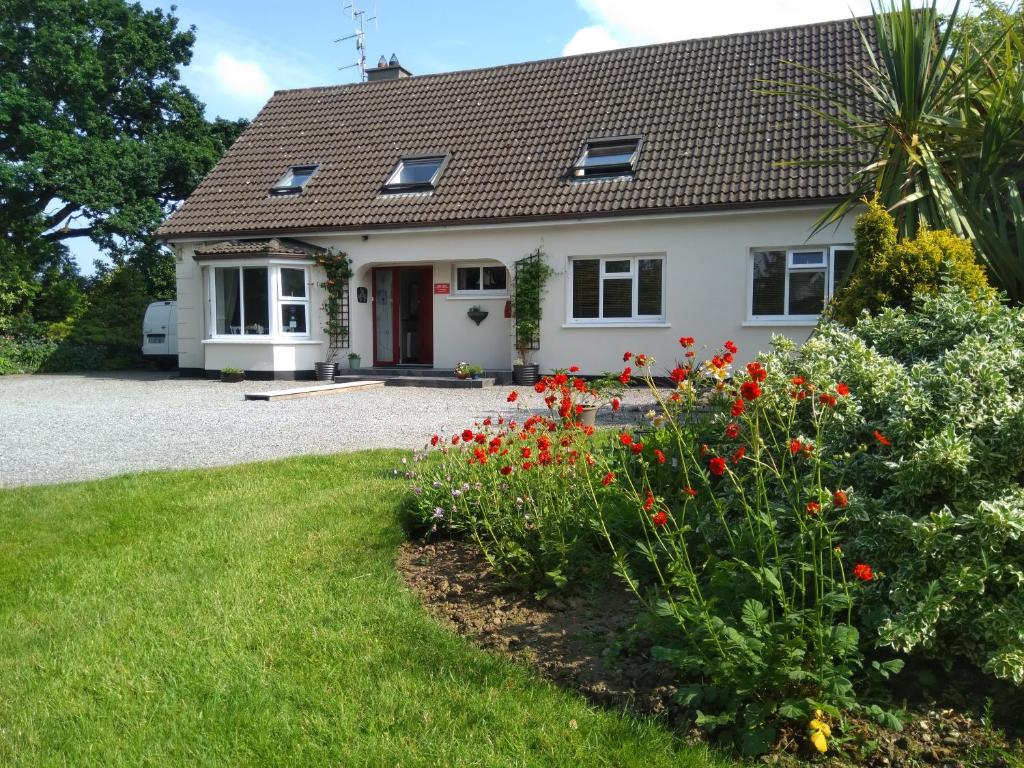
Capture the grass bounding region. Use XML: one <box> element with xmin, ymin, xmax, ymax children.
<box><xmin>0</xmin><ymin>451</ymin><xmax>731</xmax><ymax>767</ymax></box>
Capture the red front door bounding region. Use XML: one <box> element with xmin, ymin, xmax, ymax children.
<box><xmin>372</xmin><ymin>266</ymin><xmax>433</xmax><ymax>366</ymax></box>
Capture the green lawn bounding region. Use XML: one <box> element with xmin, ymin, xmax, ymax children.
<box><xmin>0</xmin><ymin>452</ymin><xmax>730</xmax><ymax>767</ymax></box>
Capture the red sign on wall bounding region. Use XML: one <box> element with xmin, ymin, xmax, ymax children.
<box><xmin>433</xmin><ymin>283</ymin><xmax>450</xmax><ymax>295</ymax></box>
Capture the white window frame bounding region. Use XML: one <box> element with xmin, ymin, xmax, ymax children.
<box><xmin>746</xmin><ymin>244</ymin><xmax>853</xmax><ymax>325</ymax></box>
<box><xmin>451</xmin><ymin>262</ymin><xmax>509</xmax><ymax>297</ymax></box>
<box><xmin>205</xmin><ymin>260</ymin><xmax>314</xmax><ymax>340</ymax></box>
<box><xmin>566</xmin><ymin>253</ymin><xmax>666</xmax><ymax>326</ymax></box>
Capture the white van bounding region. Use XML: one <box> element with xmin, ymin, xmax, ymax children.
<box><xmin>142</xmin><ymin>301</ymin><xmax>178</xmax><ymax>369</ymax></box>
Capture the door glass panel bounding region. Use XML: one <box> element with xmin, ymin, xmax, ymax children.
<box><xmin>374</xmin><ymin>269</ymin><xmax>394</xmax><ymax>363</ymax></box>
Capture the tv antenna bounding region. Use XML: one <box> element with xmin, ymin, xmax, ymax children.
<box><xmin>335</xmin><ymin>1</ymin><xmax>378</xmax><ymax>82</ymax></box>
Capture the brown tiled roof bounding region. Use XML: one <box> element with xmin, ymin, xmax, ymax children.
<box><xmin>157</xmin><ymin>16</ymin><xmax>872</xmax><ymax>239</ymax></box>
<box><xmin>192</xmin><ymin>238</ymin><xmax>323</xmax><ymax>259</ymax></box>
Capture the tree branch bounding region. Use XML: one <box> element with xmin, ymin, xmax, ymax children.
<box><xmin>43</xmin><ymin>226</ymin><xmax>95</xmax><ymax>241</ymax></box>
<box><xmin>42</xmin><ymin>202</ymin><xmax>80</xmax><ymax>231</ymax></box>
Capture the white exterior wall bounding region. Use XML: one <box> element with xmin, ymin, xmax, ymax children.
<box><xmin>172</xmin><ymin>205</ymin><xmax>854</xmax><ymax>376</ymax></box>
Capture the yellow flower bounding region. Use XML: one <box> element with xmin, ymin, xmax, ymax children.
<box><xmin>808</xmin><ymin>710</ymin><xmax>832</xmax><ymax>754</ymax></box>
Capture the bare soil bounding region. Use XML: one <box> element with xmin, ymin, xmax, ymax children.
<box><xmin>398</xmin><ymin>537</ymin><xmax>1021</xmax><ymax>768</ymax></box>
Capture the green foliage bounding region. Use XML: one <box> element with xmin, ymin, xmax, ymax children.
<box><xmin>513</xmin><ymin>248</ymin><xmax>554</xmax><ymax>360</ymax></box>
<box><xmin>0</xmin><ymin>0</ymin><xmax>246</xmax><ymax>350</ymax></box>
<box><xmin>795</xmin><ymin>286</ymin><xmax>1024</xmax><ymax>686</ymax></box>
<box><xmin>0</xmin><ymin>336</ymin><xmax>57</xmax><ymax>374</ymax></box>
<box><xmin>768</xmin><ymin>0</ymin><xmax>1024</xmax><ymax>301</ymax></box>
<box><xmin>832</xmin><ymin>199</ymin><xmax>993</xmax><ymax>323</ymax></box>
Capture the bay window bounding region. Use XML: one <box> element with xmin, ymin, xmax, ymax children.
<box><xmin>208</xmin><ymin>264</ymin><xmax>312</xmax><ymax>338</ymax></box>
<box><xmin>749</xmin><ymin>245</ymin><xmax>853</xmax><ymax>321</ymax></box>
<box><xmin>569</xmin><ymin>255</ymin><xmax>664</xmax><ymax>323</ymax></box>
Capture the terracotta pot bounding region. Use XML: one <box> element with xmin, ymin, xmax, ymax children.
<box><xmin>455</xmin><ymin>372</ymin><xmax>469</xmax><ymax>380</ymax></box>
<box><xmin>577</xmin><ymin>404</ymin><xmax>598</xmax><ymax>427</ymax></box>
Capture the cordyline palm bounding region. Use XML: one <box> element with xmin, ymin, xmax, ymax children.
<box><xmin>765</xmin><ymin>0</ymin><xmax>1024</xmax><ymax>301</ymax></box>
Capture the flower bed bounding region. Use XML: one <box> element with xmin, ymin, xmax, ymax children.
<box><xmin>404</xmin><ymin>286</ymin><xmax>1024</xmax><ymax>761</ymax></box>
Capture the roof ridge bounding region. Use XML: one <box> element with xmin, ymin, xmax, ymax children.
<box><xmin>270</xmin><ymin>14</ymin><xmax>873</xmax><ymax>98</ymax></box>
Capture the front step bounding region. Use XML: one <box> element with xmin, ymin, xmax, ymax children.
<box><xmin>334</xmin><ymin>374</ymin><xmax>494</xmax><ymax>389</ymax></box>
<box><xmin>339</xmin><ymin>367</ymin><xmax>513</xmax><ymax>384</ymax></box>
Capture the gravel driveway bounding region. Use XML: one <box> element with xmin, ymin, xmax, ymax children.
<box><xmin>0</xmin><ymin>372</ymin><xmax>651</xmax><ymax>488</ymax></box>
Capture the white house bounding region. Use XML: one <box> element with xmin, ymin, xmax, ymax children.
<box><xmin>156</xmin><ymin>17</ymin><xmax>867</xmax><ymax>380</ymax></box>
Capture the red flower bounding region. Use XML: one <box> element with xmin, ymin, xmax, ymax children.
<box><xmin>522</xmin><ymin>461</ymin><xmax>533</xmax><ymax>470</ymax></box>
<box><xmin>725</xmin><ymin>422</ymin><xmax>740</xmax><ymax>439</ymax></box>
<box><xmin>462</xmin><ymin>429</ymin><xmax>474</xmax><ymax>442</ymax></box>
<box><xmin>630</xmin><ymin>442</ymin><xmax>644</xmax><ymax>455</ymax></box>
<box><xmin>731</xmin><ymin>446</ymin><xmax>746</xmax><ymax>465</ymax></box>
<box><xmin>474</xmin><ymin>433</ymin><xmax>487</xmax><ymax>444</ymax></box>
<box><xmin>611</xmin><ymin>397</ymin><xmax>621</xmax><ymax>412</ymax></box>
<box><xmin>723</xmin><ymin>352</ymin><xmax>734</xmax><ymax>365</ymax></box>
<box><xmin>833</xmin><ymin>489</ymin><xmax>849</xmax><ymax>508</ymax></box>
<box><xmin>602</xmin><ymin>472</ymin><xmax>615</xmax><ymax>486</ymax></box>
<box><xmin>873</xmin><ymin>430</ymin><xmax>891</xmax><ymax>447</ymax></box>
<box><xmin>654</xmin><ymin>448</ymin><xmax>666</xmax><ymax>464</ymax></box>
<box><xmin>679</xmin><ymin>336</ymin><xmax>695</xmax><ymax>348</ymax></box>
<box><xmin>730</xmin><ymin>399</ymin><xmax>745</xmax><ymax>417</ymax></box>
<box><xmin>805</xmin><ymin>501</ymin><xmax>821</xmax><ymax>515</ymax></box>
<box><xmin>507</xmin><ymin>391</ymin><xmax>519</xmax><ymax>402</ymax></box>
<box><xmin>683</xmin><ymin>486</ymin><xmax>697</xmax><ymax>497</ymax></box>
<box><xmin>819</xmin><ymin>393</ymin><xmax>837</xmax><ymax>408</ymax></box>
<box><xmin>670</xmin><ymin>366</ymin><xmax>687</xmax><ymax>383</ymax></box>
<box><xmin>619</xmin><ymin>367</ymin><xmax>632</xmax><ymax>385</ymax></box>
<box><xmin>537</xmin><ymin>435</ymin><xmax>551</xmax><ymax>450</ymax></box>
<box><xmin>452</xmin><ymin>435</ymin><xmax>461</xmax><ymax>445</ymax></box>
<box><xmin>836</xmin><ymin>382</ymin><xmax>850</xmax><ymax>396</ymax></box>
<box><xmin>789</xmin><ymin>439</ymin><xmax>802</xmax><ymax>456</ymax></box>
<box><xmin>623</xmin><ymin>351</ymin><xmax>633</xmax><ymax>362</ymax></box>
<box><xmin>643</xmin><ymin>491</ymin><xmax>655</xmax><ymax>511</ymax></box>
<box><xmin>553</xmin><ymin>372</ymin><xmax>568</xmax><ymax>386</ymax></box>
<box><xmin>482</xmin><ymin>418</ymin><xmax>492</xmax><ymax>426</ymax></box>
<box><xmin>521</xmin><ymin>447</ymin><xmax>532</xmax><ymax>459</ymax></box>
<box><xmin>685</xmin><ymin>350</ymin><xmax>695</xmax><ymax>358</ymax></box>
<box><xmin>740</xmin><ymin>381</ymin><xmax>761</xmax><ymax>401</ymax></box>
<box><xmin>724</xmin><ymin>340</ymin><xmax>738</xmax><ymax>354</ymax></box>
<box><xmin>746</xmin><ymin>362</ymin><xmax>767</xmax><ymax>382</ymax></box>
<box><xmin>500</xmin><ymin>465</ymin><xmax>513</xmax><ymax>475</ymax></box>
<box><xmin>853</xmin><ymin>563</ymin><xmax>875</xmax><ymax>582</ymax></box>
<box><xmin>569</xmin><ymin>365</ymin><xmax>580</xmax><ymax>373</ymax></box>
<box><xmin>635</xmin><ymin>354</ymin><xmax>648</xmax><ymax>367</ymax></box>
<box><xmin>651</xmin><ymin>510</ymin><xmax>668</xmax><ymax>527</ymax></box>
<box><xmin>791</xmin><ymin>376</ymin><xmax>806</xmax><ymax>386</ymax></box>
<box><xmin>430</xmin><ymin>434</ymin><xmax>440</xmax><ymax>446</ymax></box>
<box><xmin>708</xmin><ymin>456</ymin><xmax>727</xmax><ymax>476</ymax></box>
<box><xmin>619</xmin><ymin>433</ymin><xmax>633</xmax><ymax>446</ymax></box>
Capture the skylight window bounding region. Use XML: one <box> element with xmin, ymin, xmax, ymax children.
<box><xmin>381</xmin><ymin>155</ymin><xmax>447</xmax><ymax>193</ymax></box>
<box><xmin>573</xmin><ymin>137</ymin><xmax>641</xmax><ymax>179</ymax></box>
<box><xmin>270</xmin><ymin>164</ymin><xmax>319</xmax><ymax>196</ymax></box>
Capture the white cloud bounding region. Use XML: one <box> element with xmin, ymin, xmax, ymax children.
<box><xmin>210</xmin><ymin>51</ymin><xmax>274</xmax><ymax>102</ymax></box>
<box><xmin>563</xmin><ymin>25</ymin><xmax>625</xmax><ymax>55</ymax></box>
<box><xmin>564</xmin><ymin>0</ymin><xmax>964</xmax><ymax>54</ymax></box>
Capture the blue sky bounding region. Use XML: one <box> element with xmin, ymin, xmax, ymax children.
<box><xmin>68</xmin><ymin>0</ymin><xmax>959</xmax><ymax>273</ymax></box>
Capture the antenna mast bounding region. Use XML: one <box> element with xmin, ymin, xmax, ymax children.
<box><xmin>335</xmin><ymin>1</ymin><xmax>377</xmax><ymax>82</ymax></box>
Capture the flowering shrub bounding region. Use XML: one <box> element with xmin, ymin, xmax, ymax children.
<box><xmin>791</xmin><ymin>286</ymin><xmax>1024</xmax><ymax>685</ymax></box>
<box><xmin>586</xmin><ymin>343</ymin><xmax>896</xmax><ymax>754</ymax></box>
<box><xmin>408</xmin><ymin>372</ymin><xmax>611</xmax><ymax>593</ymax></box>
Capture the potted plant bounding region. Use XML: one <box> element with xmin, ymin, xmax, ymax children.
<box><xmin>512</xmin><ymin>248</ymin><xmax>554</xmax><ymax>385</ymax></box>
<box><xmin>466</xmin><ymin>305</ymin><xmax>489</xmax><ymax>325</ymax></box>
<box><xmin>552</xmin><ymin>369</ymin><xmax>624</xmax><ymax>427</ymax></box>
<box><xmin>454</xmin><ymin>361</ymin><xmax>471</xmax><ymax>380</ymax></box>
<box><xmin>220</xmin><ymin>366</ymin><xmax>245</xmax><ymax>383</ymax></box>
<box><xmin>348</xmin><ymin>352</ymin><xmax>361</xmax><ymax>370</ymax></box>
<box><xmin>314</xmin><ymin>359</ymin><xmax>337</xmax><ymax>381</ymax></box>
<box><xmin>468</xmin><ymin>364</ymin><xmax>484</xmax><ymax>380</ymax></box>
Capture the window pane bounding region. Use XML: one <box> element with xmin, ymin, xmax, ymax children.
<box><xmin>603</xmin><ymin>278</ymin><xmax>633</xmax><ymax>318</ymax></box>
<box><xmin>579</xmin><ymin>141</ymin><xmax>638</xmax><ymax>170</ymax></box>
<box><xmin>791</xmin><ymin>250</ymin><xmax>825</xmax><ymax>266</ymax></box>
<box><xmin>215</xmin><ymin>268</ymin><xmax>241</xmax><ymax>334</ymax></box>
<box><xmin>572</xmin><ymin>259</ymin><xmax>599</xmax><ymax>318</ymax></box>
<box><xmin>288</xmin><ymin>166</ymin><xmax>316</xmax><ymax>187</ymax></box>
<box><xmin>457</xmin><ymin>267</ymin><xmax>480</xmax><ymax>291</ymax></box>
<box><xmin>391</xmin><ymin>157</ymin><xmax>443</xmax><ymax>186</ymax></box>
<box><xmin>605</xmin><ymin>260</ymin><xmax>631</xmax><ymax>274</ymax></box>
<box><xmin>638</xmin><ymin>259</ymin><xmax>662</xmax><ymax>316</ymax></box>
<box><xmin>832</xmin><ymin>248</ymin><xmax>855</xmax><ymax>294</ymax></box>
<box><xmin>788</xmin><ymin>270</ymin><xmax>825</xmax><ymax>315</ymax></box>
<box><xmin>242</xmin><ymin>268</ymin><xmax>269</xmax><ymax>334</ymax></box>
<box><xmin>281</xmin><ymin>304</ymin><xmax>307</xmax><ymax>334</ymax></box>
<box><xmin>752</xmin><ymin>251</ymin><xmax>785</xmax><ymax>316</ymax></box>
<box><xmin>482</xmin><ymin>266</ymin><xmax>507</xmax><ymax>291</ymax></box>
<box><xmin>281</xmin><ymin>268</ymin><xmax>306</xmax><ymax>298</ymax></box>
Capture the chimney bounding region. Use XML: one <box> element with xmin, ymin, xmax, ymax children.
<box><xmin>366</xmin><ymin>52</ymin><xmax>412</xmax><ymax>82</ymax></box>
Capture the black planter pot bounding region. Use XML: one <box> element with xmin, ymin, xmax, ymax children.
<box><xmin>314</xmin><ymin>361</ymin><xmax>337</xmax><ymax>382</ymax></box>
<box><xmin>467</xmin><ymin>308</ymin><xmax>489</xmax><ymax>325</ymax></box>
<box><xmin>512</xmin><ymin>363</ymin><xmax>539</xmax><ymax>385</ymax></box>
